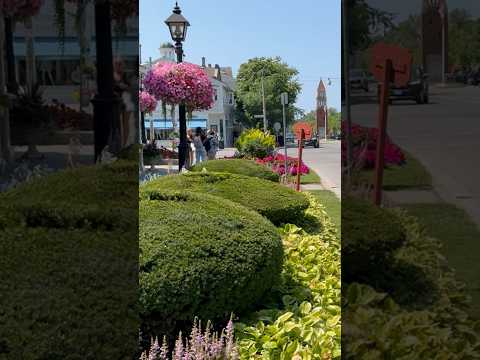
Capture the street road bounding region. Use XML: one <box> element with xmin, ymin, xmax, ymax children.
<box><xmin>279</xmin><ymin>141</ymin><xmax>341</xmax><ymax>197</ymax></box>
<box><xmin>348</xmin><ymin>84</ymin><xmax>480</xmax><ymax>225</ymax></box>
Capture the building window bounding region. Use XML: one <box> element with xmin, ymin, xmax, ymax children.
<box><xmin>214</xmin><ymin>88</ymin><xmax>218</xmax><ymax>101</ymax></box>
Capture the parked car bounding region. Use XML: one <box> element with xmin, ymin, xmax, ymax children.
<box><xmin>350</xmin><ymin>69</ymin><xmax>369</xmax><ymax>92</ymax></box>
<box><xmin>378</xmin><ymin>65</ymin><xmax>429</xmax><ymax>104</ymax></box>
<box><xmin>465</xmin><ymin>69</ymin><xmax>480</xmax><ymax>85</ymax></box>
<box><xmin>304</xmin><ymin>135</ymin><xmax>319</xmax><ymax>148</ymax></box>
<box><xmin>454</xmin><ymin>69</ymin><xmax>467</xmax><ymax>83</ymax></box>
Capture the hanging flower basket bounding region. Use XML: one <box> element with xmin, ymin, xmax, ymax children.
<box><xmin>2</xmin><ymin>0</ymin><xmax>44</xmax><ymax>20</ymax></box>
<box><xmin>143</xmin><ymin>62</ymin><xmax>214</xmax><ymax>112</ymax></box>
<box><xmin>139</xmin><ymin>90</ymin><xmax>157</xmax><ymax>114</ymax></box>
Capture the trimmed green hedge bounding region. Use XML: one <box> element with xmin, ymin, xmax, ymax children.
<box><xmin>141</xmin><ymin>172</ymin><xmax>309</xmax><ymax>225</ymax></box>
<box><xmin>342</xmin><ymin>198</ymin><xmax>435</xmax><ymax>308</ymax></box>
<box><xmin>342</xmin><ymin>197</ymin><xmax>405</xmax><ymax>269</ymax></box>
<box><xmin>191</xmin><ymin>159</ymin><xmax>279</xmax><ymax>182</ymax></box>
<box><xmin>0</xmin><ymin>161</ymin><xmax>138</xmax><ymax>359</ymax></box>
<box><xmin>1</xmin><ymin>160</ymin><xmax>138</xmax><ymax>210</ymax></box>
<box><xmin>139</xmin><ymin>190</ymin><xmax>283</xmax><ymax>337</ymax></box>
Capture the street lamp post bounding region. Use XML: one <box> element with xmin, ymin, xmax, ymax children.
<box><xmin>165</xmin><ymin>2</ymin><xmax>190</xmax><ymax>172</ymax></box>
<box><xmin>4</xmin><ymin>17</ymin><xmax>16</xmax><ymax>93</ymax></box>
<box><xmin>92</xmin><ymin>1</ymin><xmax>121</xmax><ymax>162</ymax></box>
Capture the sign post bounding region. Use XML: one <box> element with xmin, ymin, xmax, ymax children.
<box><xmin>280</xmin><ymin>92</ymin><xmax>289</xmax><ymax>181</ymax></box>
<box><xmin>370</xmin><ymin>42</ymin><xmax>412</xmax><ymax>206</ymax></box>
<box><xmin>373</xmin><ymin>59</ymin><xmax>392</xmax><ymax>205</ymax></box>
<box><xmin>296</xmin><ymin>128</ymin><xmax>305</xmax><ymax>192</ymax></box>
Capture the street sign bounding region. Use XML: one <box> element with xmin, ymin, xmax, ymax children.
<box><xmin>273</xmin><ymin>122</ymin><xmax>281</xmax><ymax>132</ymax></box>
<box><xmin>254</xmin><ymin>115</ymin><xmax>264</xmax><ymax>119</ymax></box>
<box><xmin>280</xmin><ymin>92</ymin><xmax>288</xmax><ymax>105</ymax></box>
<box><xmin>370</xmin><ymin>42</ymin><xmax>413</xmax><ymax>87</ymax></box>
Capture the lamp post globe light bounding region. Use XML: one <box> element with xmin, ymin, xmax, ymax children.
<box><xmin>165</xmin><ymin>2</ymin><xmax>190</xmax><ymax>171</ymax></box>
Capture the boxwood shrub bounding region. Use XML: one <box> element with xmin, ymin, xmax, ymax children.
<box><xmin>342</xmin><ymin>197</ymin><xmax>436</xmax><ymax>308</ymax></box>
<box><xmin>0</xmin><ymin>161</ymin><xmax>138</xmax><ymax>359</ymax></box>
<box><xmin>342</xmin><ymin>197</ymin><xmax>405</xmax><ymax>272</ymax></box>
<box><xmin>139</xmin><ymin>189</ymin><xmax>283</xmax><ymax>338</ymax></box>
<box><xmin>191</xmin><ymin>159</ymin><xmax>279</xmax><ymax>182</ymax></box>
<box><xmin>141</xmin><ymin>172</ymin><xmax>309</xmax><ymax>225</ymax></box>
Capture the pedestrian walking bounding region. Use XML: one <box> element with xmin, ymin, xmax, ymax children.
<box><xmin>193</xmin><ymin>127</ymin><xmax>206</xmax><ymax>164</ymax></box>
<box><xmin>186</xmin><ymin>128</ymin><xmax>194</xmax><ymax>168</ymax></box>
<box><xmin>113</xmin><ymin>57</ymin><xmax>131</xmax><ymax>147</ymax></box>
<box><xmin>207</xmin><ymin>130</ymin><xmax>219</xmax><ymax>160</ymax></box>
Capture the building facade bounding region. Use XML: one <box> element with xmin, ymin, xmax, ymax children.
<box><xmin>12</xmin><ymin>1</ymin><xmax>138</xmax><ymax>107</ymax></box>
<box><xmin>140</xmin><ymin>43</ymin><xmax>237</xmax><ymax>147</ymax></box>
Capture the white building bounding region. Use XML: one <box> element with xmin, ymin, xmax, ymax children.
<box><xmin>141</xmin><ymin>43</ymin><xmax>239</xmax><ymax>147</ymax></box>
<box><xmin>12</xmin><ymin>1</ymin><xmax>138</xmax><ymax>107</ymax></box>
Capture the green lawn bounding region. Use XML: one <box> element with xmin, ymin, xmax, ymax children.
<box><xmin>360</xmin><ymin>152</ymin><xmax>432</xmax><ymax>190</ymax></box>
<box><xmin>308</xmin><ymin>190</ymin><xmax>340</xmax><ymax>231</ymax></box>
<box><xmin>300</xmin><ymin>169</ymin><xmax>321</xmax><ymax>184</ymax></box>
<box><xmin>401</xmin><ymin>203</ymin><xmax>480</xmax><ymax>320</ymax></box>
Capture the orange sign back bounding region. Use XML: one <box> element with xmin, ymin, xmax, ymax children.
<box><xmin>293</xmin><ymin>122</ymin><xmax>312</xmax><ymax>140</ymax></box>
<box><xmin>370</xmin><ymin>42</ymin><xmax>413</xmax><ymax>87</ymax></box>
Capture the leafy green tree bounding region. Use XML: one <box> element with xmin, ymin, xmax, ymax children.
<box><xmin>380</xmin><ymin>15</ymin><xmax>422</xmax><ymax>65</ymax></box>
<box><xmin>235</xmin><ymin>57</ymin><xmax>302</xmax><ymax>130</ymax></box>
<box><xmin>347</xmin><ymin>0</ymin><xmax>394</xmax><ymax>53</ymax></box>
<box><xmin>328</xmin><ymin>108</ymin><xmax>341</xmax><ymax>135</ymax></box>
<box><xmin>448</xmin><ymin>9</ymin><xmax>480</xmax><ymax>68</ymax></box>
<box><xmin>301</xmin><ymin>110</ymin><xmax>316</xmax><ymax>129</ymax></box>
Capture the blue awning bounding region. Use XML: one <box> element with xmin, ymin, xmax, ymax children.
<box><xmin>145</xmin><ymin>119</ymin><xmax>207</xmax><ymax>129</ymax></box>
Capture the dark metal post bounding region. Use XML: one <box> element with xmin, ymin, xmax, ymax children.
<box><xmin>91</xmin><ymin>1</ymin><xmax>121</xmax><ymax>162</ymax></box>
<box><xmin>175</xmin><ymin>41</ymin><xmax>188</xmax><ymax>172</ymax></box>
<box><xmin>5</xmin><ymin>17</ymin><xmax>16</xmax><ymax>93</ymax></box>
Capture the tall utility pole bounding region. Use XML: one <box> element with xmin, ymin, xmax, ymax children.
<box><xmin>261</xmin><ymin>69</ymin><xmax>268</xmax><ymax>132</ymax></box>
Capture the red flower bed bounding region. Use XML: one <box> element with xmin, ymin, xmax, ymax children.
<box><xmin>341</xmin><ymin>121</ymin><xmax>405</xmax><ymax>169</ymax></box>
<box><xmin>257</xmin><ymin>153</ymin><xmax>310</xmax><ymax>176</ymax></box>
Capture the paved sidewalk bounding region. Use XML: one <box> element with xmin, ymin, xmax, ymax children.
<box><xmin>301</xmin><ymin>183</ymin><xmax>326</xmax><ymax>191</ymax></box>
<box><xmin>216</xmin><ymin>148</ymin><xmax>236</xmax><ymax>158</ymax></box>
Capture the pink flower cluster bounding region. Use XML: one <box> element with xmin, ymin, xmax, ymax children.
<box><xmin>257</xmin><ymin>153</ymin><xmax>310</xmax><ymax>176</ymax></box>
<box><xmin>139</xmin><ymin>91</ymin><xmax>157</xmax><ymax>114</ymax></box>
<box><xmin>341</xmin><ymin>121</ymin><xmax>406</xmax><ymax>169</ymax></box>
<box><xmin>143</xmin><ymin>62</ymin><xmax>214</xmax><ymax>112</ymax></box>
<box><xmin>1</xmin><ymin>0</ymin><xmax>43</xmax><ymax>19</ymax></box>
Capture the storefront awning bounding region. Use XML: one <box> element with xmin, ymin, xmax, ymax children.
<box><xmin>145</xmin><ymin>119</ymin><xmax>207</xmax><ymax>129</ymax></box>
<box><xmin>13</xmin><ymin>37</ymin><xmax>138</xmax><ymax>58</ymax></box>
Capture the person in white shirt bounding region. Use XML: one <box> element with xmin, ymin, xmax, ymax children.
<box><xmin>193</xmin><ymin>127</ymin><xmax>206</xmax><ymax>164</ymax></box>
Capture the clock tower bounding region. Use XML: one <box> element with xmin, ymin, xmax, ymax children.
<box><xmin>422</xmin><ymin>0</ymin><xmax>448</xmax><ymax>82</ymax></box>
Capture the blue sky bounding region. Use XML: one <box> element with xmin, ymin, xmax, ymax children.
<box><xmin>140</xmin><ymin>0</ymin><xmax>341</xmax><ymax>113</ymax></box>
